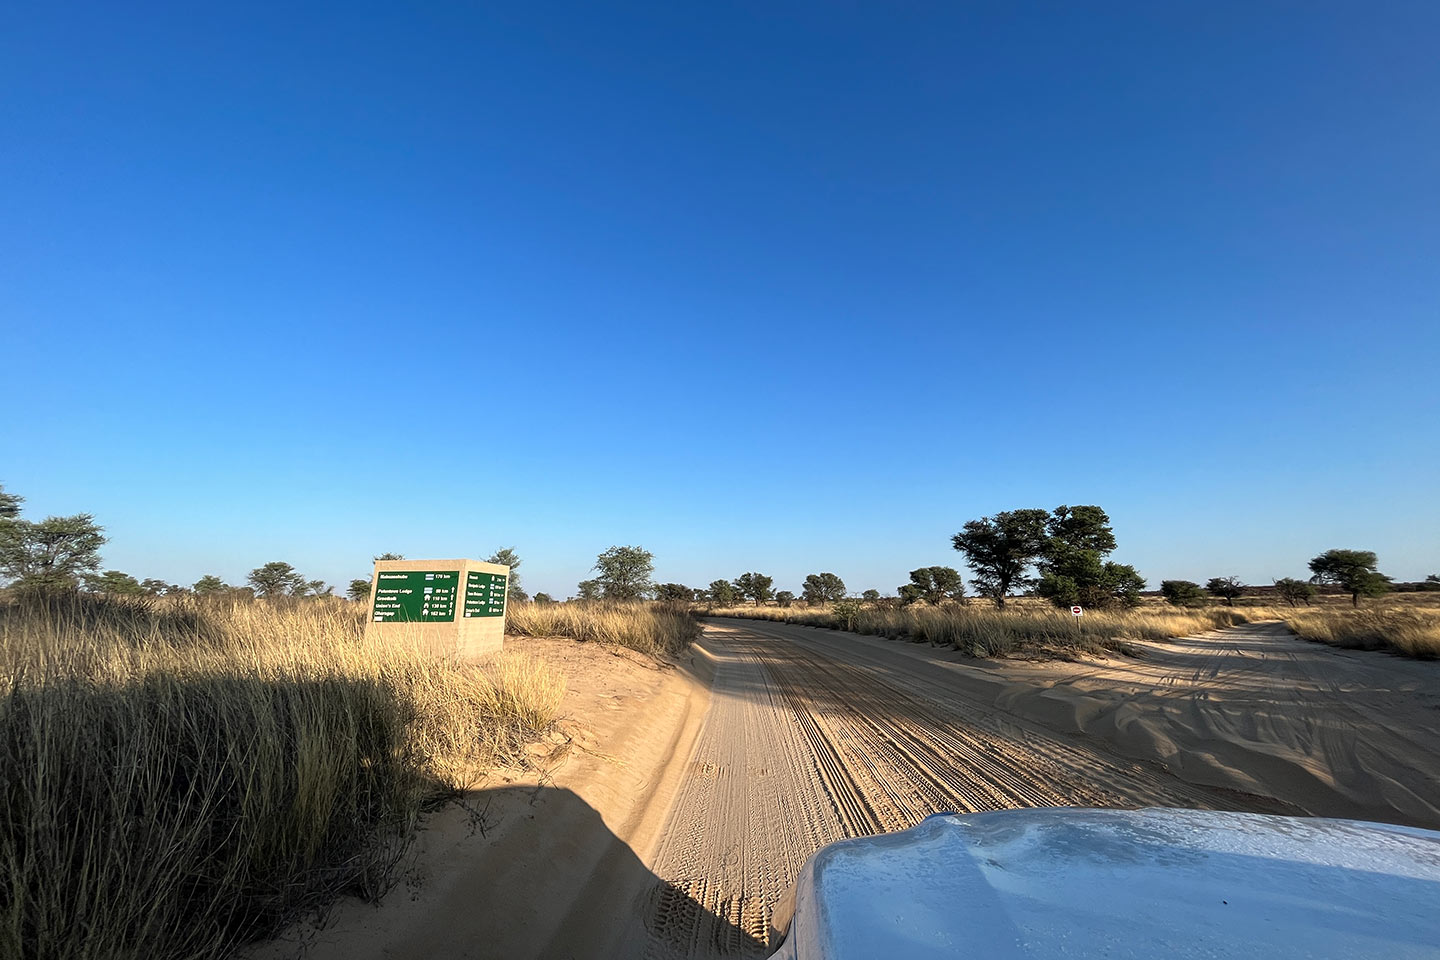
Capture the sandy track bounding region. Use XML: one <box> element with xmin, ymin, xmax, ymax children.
<box><xmin>993</xmin><ymin>621</ymin><xmax>1440</xmax><ymax>826</ymax></box>
<box><xmin>640</xmin><ymin>621</ymin><xmax>1268</xmax><ymax>959</ymax></box>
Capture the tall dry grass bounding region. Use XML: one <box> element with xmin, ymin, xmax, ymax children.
<box><xmin>505</xmin><ymin>601</ymin><xmax>700</xmax><ymax>656</ymax></box>
<box><xmin>1282</xmin><ymin>606</ymin><xmax>1440</xmax><ymax>659</ymax></box>
<box><xmin>706</xmin><ymin>603</ymin><xmax>1254</xmax><ymax>657</ymax></box>
<box><xmin>0</xmin><ymin>595</ymin><xmax>563</xmax><ymax>960</ymax></box>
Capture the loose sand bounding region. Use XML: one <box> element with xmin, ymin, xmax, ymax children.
<box><xmin>252</xmin><ymin>635</ymin><xmax>712</xmax><ymax>960</ymax></box>
<box><xmin>256</xmin><ymin>620</ymin><xmax>1440</xmax><ymax>959</ymax></box>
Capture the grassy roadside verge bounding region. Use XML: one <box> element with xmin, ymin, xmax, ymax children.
<box><xmin>704</xmin><ymin>603</ymin><xmax>1253</xmax><ymax>657</ymax></box>
<box><xmin>0</xmin><ymin>596</ymin><xmax>564</xmax><ymax>960</ymax></box>
<box><xmin>708</xmin><ymin>601</ymin><xmax>1440</xmax><ymax>660</ymax></box>
<box><xmin>506</xmin><ymin>601</ymin><xmax>701</xmax><ymax>657</ymax></box>
<box><xmin>1281</xmin><ymin>606</ymin><xmax>1440</xmax><ymax>659</ymax></box>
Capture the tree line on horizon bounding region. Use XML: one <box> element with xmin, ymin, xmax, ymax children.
<box><xmin>2</xmin><ymin>484</ymin><xmax>1432</xmax><ymax>609</ymax></box>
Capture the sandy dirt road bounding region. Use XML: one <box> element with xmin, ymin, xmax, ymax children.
<box><xmin>992</xmin><ymin>620</ymin><xmax>1440</xmax><ymax>827</ymax></box>
<box><xmin>639</xmin><ymin>620</ymin><xmax>1287</xmax><ymax>959</ymax></box>
<box><xmin>268</xmin><ymin>622</ymin><xmax>1438</xmax><ymax>960</ymax></box>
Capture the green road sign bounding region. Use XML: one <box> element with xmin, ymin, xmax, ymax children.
<box><xmin>464</xmin><ymin>571</ymin><xmax>507</xmax><ymax>618</ymax></box>
<box><xmin>371</xmin><ymin>570</ymin><xmax>460</xmax><ymax>623</ymax></box>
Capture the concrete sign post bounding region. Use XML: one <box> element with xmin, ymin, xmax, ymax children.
<box><xmin>365</xmin><ymin>557</ymin><xmax>508</xmax><ymax>659</ymax></box>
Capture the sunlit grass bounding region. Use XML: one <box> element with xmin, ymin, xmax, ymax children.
<box><xmin>1282</xmin><ymin>606</ymin><xmax>1440</xmax><ymax>659</ymax></box>
<box><xmin>505</xmin><ymin>600</ymin><xmax>700</xmax><ymax>656</ymax></box>
<box><xmin>705</xmin><ymin>602</ymin><xmax>1254</xmax><ymax>657</ymax></box>
<box><xmin>0</xmin><ymin>595</ymin><xmax>563</xmax><ymax>960</ymax></box>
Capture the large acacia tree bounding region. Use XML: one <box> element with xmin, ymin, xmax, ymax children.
<box><xmin>1034</xmin><ymin>505</ymin><xmax>1144</xmax><ymax>609</ymax></box>
<box><xmin>734</xmin><ymin>572</ymin><xmax>775</xmax><ymax>606</ymax></box>
<box><xmin>593</xmin><ymin>545</ymin><xmax>654</xmax><ymax>600</ymax></box>
<box><xmin>801</xmin><ymin>572</ymin><xmax>847</xmax><ymax>604</ymax></box>
<box><xmin>1308</xmin><ymin>549</ymin><xmax>1391</xmax><ymax>607</ymax></box>
<box><xmin>898</xmin><ymin>566</ymin><xmax>965</xmax><ymax>606</ymax></box>
<box><xmin>0</xmin><ymin>485</ymin><xmax>107</xmax><ymax>596</ymax></box>
<box><xmin>951</xmin><ymin>509</ymin><xmax>1049</xmax><ymax>609</ymax></box>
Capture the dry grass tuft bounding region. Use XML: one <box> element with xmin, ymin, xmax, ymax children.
<box><xmin>1282</xmin><ymin>606</ymin><xmax>1440</xmax><ymax>659</ymax></box>
<box><xmin>0</xmin><ymin>595</ymin><xmax>563</xmax><ymax>960</ymax></box>
<box><xmin>706</xmin><ymin>603</ymin><xmax>1254</xmax><ymax>658</ymax></box>
<box><xmin>505</xmin><ymin>601</ymin><xmax>699</xmax><ymax>657</ymax></box>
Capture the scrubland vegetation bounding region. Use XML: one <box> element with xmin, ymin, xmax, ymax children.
<box><xmin>1282</xmin><ymin>605</ymin><xmax>1440</xmax><ymax>659</ymax></box>
<box><xmin>710</xmin><ymin>598</ymin><xmax>1440</xmax><ymax>660</ymax></box>
<box><xmin>706</xmin><ymin>601</ymin><xmax>1253</xmax><ymax>657</ymax></box>
<box><xmin>0</xmin><ymin>596</ymin><xmax>564</xmax><ymax>960</ymax></box>
<box><xmin>507</xmin><ymin>600</ymin><xmax>700</xmax><ymax>656</ymax></box>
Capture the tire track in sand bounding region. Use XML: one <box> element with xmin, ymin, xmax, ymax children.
<box><xmin>640</xmin><ymin>621</ymin><xmax>1261</xmax><ymax>959</ymax></box>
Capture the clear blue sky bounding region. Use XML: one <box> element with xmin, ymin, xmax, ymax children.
<box><xmin>3</xmin><ymin>2</ymin><xmax>1437</xmax><ymax>597</ymax></box>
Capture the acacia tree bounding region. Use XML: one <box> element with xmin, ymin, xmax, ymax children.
<box><xmin>899</xmin><ymin>567</ymin><xmax>965</xmax><ymax>606</ymax></box>
<box><xmin>0</xmin><ymin>489</ymin><xmax>107</xmax><ymax>596</ymax></box>
<box><xmin>861</xmin><ymin>589</ymin><xmax>881</xmax><ymax>602</ymax></box>
<box><xmin>731</xmin><ymin>575</ymin><xmax>777</xmax><ymax>604</ymax></box>
<box><xmin>707</xmin><ymin>579</ymin><xmax>738</xmax><ymax>607</ymax></box>
<box><xmin>1308</xmin><ymin>549</ymin><xmax>1391</xmax><ymax>607</ymax></box>
<box><xmin>655</xmin><ymin>583</ymin><xmax>695</xmax><ymax>602</ymax></box>
<box><xmin>1206</xmin><ymin>576</ymin><xmax>1245</xmax><ymax>606</ymax></box>
<box><xmin>1035</xmin><ymin>505</ymin><xmax>1144</xmax><ymax>608</ymax></box>
<box><xmin>775</xmin><ymin>590</ymin><xmax>796</xmax><ymax>607</ymax></box>
<box><xmin>86</xmin><ymin>570</ymin><xmax>144</xmax><ymax>596</ymax></box>
<box><xmin>594</xmin><ymin>545</ymin><xmax>654</xmax><ymax>600</ymax></box>
<box><xmin>194</xmin><ymin>574</ymin><xmax>226</xmax><ymax>595</ymax></box>
<box><xmin>1273</xmin><ymin>577</ymin><xmax>1316</xmax><ymax>606</ymax></box>
<box><xmin>487</xmin><ymin>547</ymin><xmax>524</xmax><ymax>601</ymax></box>
<box><xmin>347</xmin><ymin>578</ymin><xmax>372</xmax><ymax>602</ymax></box>
<box><xmin>802</xmin><ymin>572</ymin><xmax>847</xmax><ymax>604</ymax></box>
<box><xmin>576</xmin><ymin>579</ymin><xmax>602</xmax><ymax>602</ymax></box>
<box><xmin>534</xmin><ymin>592</ymin><xmax>556</xmax><ymax>604</ymax></box>
<box><xmin>248</xmin><ymin>561</ymin><xmax>305</xmax><ymax>599</ymax></box>
<box><xmin>1160</xmin><ymin>580</ymin><xmax>1206</xmax><ymax>607</ymax></box>
<box><xmin>951</xmin><ymin>509</ymin><xmax>1049</xmax><ymax>609</ymax></box>
<box><xmin>734</xmin><ymin>572</ymin><xmax>775</xmax><ymax>606</ymax></box>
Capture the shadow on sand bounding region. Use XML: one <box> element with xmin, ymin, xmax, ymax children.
<box><xmin>271</xmin><ymin>784</ymin><xmax>768</xmax><ymax>960</ymax></box>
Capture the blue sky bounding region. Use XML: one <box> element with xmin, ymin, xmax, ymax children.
<box><xmin>3</xmin><ymin>2</ymin><xmax>1437</xmax><ymax>597</ymax></box>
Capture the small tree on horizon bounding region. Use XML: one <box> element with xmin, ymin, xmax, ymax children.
<box><xmin>776</xmin><ymin>590</ymin><xmax>796</xmax><ymax>607</ymax></box>
<box><xmin>734</xmin><ymin>572</ymin><xmax>775</xmax><ymax>607</ymax></box>
<box><xmin>1308</xmin><ymin>549</ymin><xmax>1391</xmax><ymax>607</ymax></box>
<box><xmin>594</xmin><ymin>545</ymin><xmax>654</xmax><ymax>601</ymax></box>
<box><xmin>248</xmin><ymin>561</ymin><xmax>305</xmax><ymax>599</ymax></box>
<box><xmin>861</xmin><ymin>589</ymin><xmax>881</xmax><ymax>602</ymax></box>
<box><xmin>194</xmin><ymin>574</ymin><xmax>226</xmax><ymax>595</ymax></box>
<box><xmin>1205</xmin><ymin>576</ymin><xmax>1245</xmax><ymax>606</ymax></box>
<box><xmin>1273</xmin><ymin>577</ymin><xmax>1316</xmax><ymax>606</ymax></box>
<box><xmin>1160</xmin><ymin>579</ymin><xmax>1206</xmax><ymax>607</ymax></box>
<box><xmin>900</xmin><ymin>567</ymin><xmax>965</xmax><ymax>606</ymax></box>
<box><xmin>487</xmin><ymin>547</ymin><xmax>524</xmax><ymax>601</ymax></box>
<box><xmin>802</xmin><ymin>572</ymin><xmax>847</xmax><ymax>605</ymax></box>
<box><xmin>347</xmin><ymin>578</ymin><xmax>372</xmax><ymax>602</ymax></box>
<box><xmin>707</xmin><ymin>579</ymin><xmax>738</xmax><ymax>607</ymax></box>
<box><xmin>655</xmin><ymin>582</ymin><xmax>694</xmax><ymax>603</ymax></box>
<box><xmin>86</xmin><ymin>570</ymin><xmax>145</xmax><ymax>596</ymax></box>
<box><xmin>534</xmin><ymin>592</ymin><xmax>556</xmax><ymax>604</ymax></box>
<box><xmin>576</xmin><ymin>578</ymin><xmax>602</xmax><ymax>602</ymax></box>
